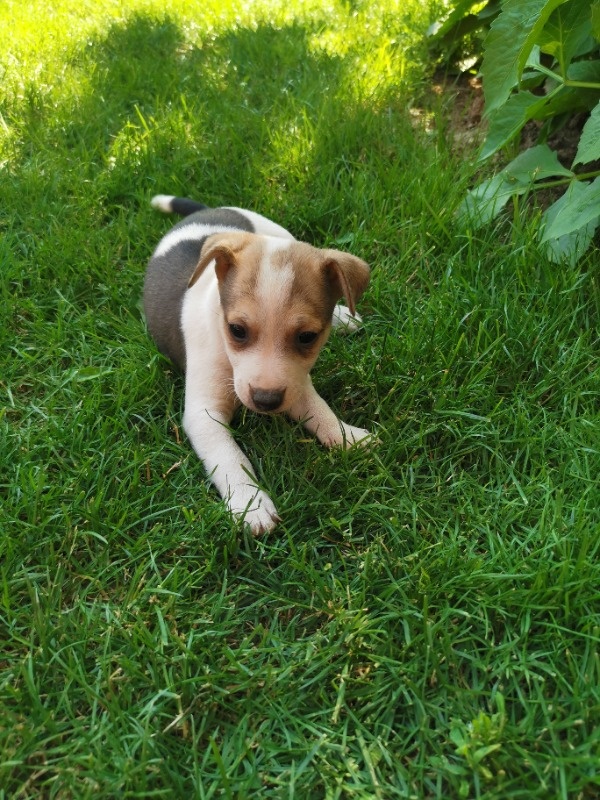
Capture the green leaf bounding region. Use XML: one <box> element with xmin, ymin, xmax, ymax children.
<box><xmin>567</xmin><ymin>58</ymin><xmax>600</xmax><ymax>82</ymax></box>
<box><xmin>460</xmin><ymin>145</ymin><xmax>573</xmax><ymax>228</ymax></box>
<box><xmin>427</xmin><ymin>0</ymin><xmax>502</xmax><ymax>63</ymax></box>
<box><xmin>472</xmin><ymin>744</ymin><xmax>503</xmax><ymax>764</ymax></box>
<box><xmin>540</xmin><ymin>176</ymin><xmax>600</xmax><ymax>240</ymax></box>
<box><xmin>539</xmin><ymin>85</ymin><xmax>600</xmax><ymax>117</ymax></box>
<box><xmin>458</xmin><ymin>174</ymin><xmax>523</xmax><ymax>227</ymax></box>
<box><xmin>503</xmin><ymin>143</ymin><xmax>573</xmax><ymax>181</ymax></box>
<box><xmin>481</xmin><ymin>0</ymin><xmax>569</xmax><ymax>114</ymax></box>
<box><xmin>574</xmin><ymin>102</ymin><xmax>600</xmax><ymax>165</ymax></box>
<box><xmin>449</xmin><ymin>725</ymin><xmax>468</xmax><ymax>748</ymax></box>
<box><xmin>592</xmin><ymin>0</ymin><xmax>600</xmax><ymax>40</ymax></box>
<box><xmin>479</xmin><ymin>91</ymin><xmax>546</xmax><ymax>160</ymax></box>
<box><xmin>479</xmin><ymin>0</ymin><xmax>504</xmax><ymax>22</ymax></box>
<box><xmin>539</xmin><ymin>0</ymin><xmax>595</xmax><ymax>73</ymax></box>
<box><xmin>524</xmin><ymin>43</ymin><xmax>542</xmax><ymax>70</ymax></box>
<box><xmin>541</xmin><ymin>180</ymin><xmax>600</xmax><ymax>263</ymax></box>
<box><xmin>427</xmin><ymin>0</ymin><xmax>484</xmax><ymax>41</ymax></box>
<box><xmin>543</xmin><ymin>218</ymin><xmax>599</xmax><ymax>263</ymax></box>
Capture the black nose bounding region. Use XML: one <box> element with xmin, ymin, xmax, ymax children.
<box><xmin>251</xmin><ymin>388</ymin><xmax>286</xmax><ymax>412</ymax></box>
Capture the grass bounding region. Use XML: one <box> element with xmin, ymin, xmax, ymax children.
<box><xmin>1</xmin><ymin>0</ymin><xmax>599</xmax><ymax>796</ymax></box>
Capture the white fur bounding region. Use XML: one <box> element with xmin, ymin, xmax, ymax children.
<box><xmin>224</xmin><ymin>207</ymin><xmax>295</xmax><ymax>240</ymax></box>
<box><xmin>180</xmin><ymin>266</ymin><xmax>286</xmax><ymax>532</ymax></box>
<box><xmin>333</xmin><ymin>305</ymin><xmax>362</xmax><ymax>331</ymax></box>
<box><xmin>154</xmin><ymin>223</ymin><xmax>241</xmax><ymax>259</ymax></box>
<box><xmin>256</xmin><ymin>237</ymin><xmax>295</xmax><ymax>297</ymax></box>
<box><xmin>151</xmin><ymin>194</ymin><xmax>176</xmax><ymax>213</ymax></box>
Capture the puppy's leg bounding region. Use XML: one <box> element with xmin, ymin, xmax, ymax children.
<box><xmin>183</xmin><ymin>399</ymin><xmax>280</xmax><ymax>535</ymax></box>
<box><xmin>332</xmin><ymin>304</ymin><xmax>362</xmax><ymax>333</ymax></box>
<box><xmin>287</xmin><ymin>379</ymin><xmax>373</xmax><ymax>450</ymax></box>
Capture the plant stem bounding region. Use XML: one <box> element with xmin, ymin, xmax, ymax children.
<box><xmin>563</xmin><ymin>80</ymin><xmax>600</xmax><ymax>90</ymax></box>
<box><xmin>534</xmin><ymin>170</ymin><xmax>600</xmax><ymax>190</ymax></box>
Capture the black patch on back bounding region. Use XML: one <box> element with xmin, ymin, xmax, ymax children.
<box><xmin>169</xmin><ymin>207</ymin><xmax>255</xmax><ymax>234</ymax></box>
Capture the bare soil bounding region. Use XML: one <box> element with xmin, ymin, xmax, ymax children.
<box><xmin>435</xmin><ymin>71</ymin><xmax>590</xmax><ymax>169</ymax></box>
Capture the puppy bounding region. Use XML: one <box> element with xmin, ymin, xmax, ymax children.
<box><xmin>144</xmin><ymin>195</ymin><xmax>372</xmax><ymax>534</ymax></box>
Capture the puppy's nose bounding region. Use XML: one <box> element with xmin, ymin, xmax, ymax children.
<box><xmin>251</xmin><ymin>387</ymin><xmax>286</xmax><ymax>412</ymax></box>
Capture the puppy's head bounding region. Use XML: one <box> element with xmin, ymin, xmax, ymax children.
<box><xmin>189</xmin><ymin>233</ymin><xmax>369</xmax><ymax>414</ymax></box>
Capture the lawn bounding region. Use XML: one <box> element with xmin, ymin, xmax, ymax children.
<box><xmin>1</xmin><ymin>0</ymin><xmax>599</xmax><ymax>797</ymax></box>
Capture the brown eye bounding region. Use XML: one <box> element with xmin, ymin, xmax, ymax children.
<box><xmin>229</xmin><ymin>323</ymin><xmax>247</xmax><ymax>342</ymax></box>
<box><xmin>297</xmin><ymin>331</ymin><xmax>318</xmax><ymax>346</ymax></box>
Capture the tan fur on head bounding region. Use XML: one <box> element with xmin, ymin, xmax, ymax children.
<box><xmin>322</xmin><ymin>250</ymin><xmax>370</xmax><ymax>317</ymax></box>
<box><xmin>188</xmin><ymin>232</ymin><xmax>256</xmax><ymax>288</ymax></box>
<box><xmin>189</xmin><ymin>236</ymin><xmax>370</xmax><ymax>318</ymax></box>
<box><xmin>185</xmin><ymin>232</ymin><xmax>370</xmax><ymax>416</ymax></box>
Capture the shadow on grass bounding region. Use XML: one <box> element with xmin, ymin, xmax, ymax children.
<box><xmin>7</xmin><ymin>9</ymin><xmax>418</xmax><ymax>238</ymax></box>
<box><xmin>1</xmin><ymin>6</ymin><xmax>427</xmax><ymax>550</ymax></box>
<box><xmin>11</xmin><ymin>15</ymin><xmax>335</xmax><ymax>184</ymax></box>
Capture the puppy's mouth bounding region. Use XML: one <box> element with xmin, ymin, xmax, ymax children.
<box><xmin>249</xmin><ymin>405</ymin><xmax>284</xmax><ymax>416</ymax></box>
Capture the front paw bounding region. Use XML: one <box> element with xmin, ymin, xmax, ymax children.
<box><xmin>340</xmin><ymin>423</ymin><xmax>375</xmax><ymax>450</ymax></box>
<box><xmin>229</xmin><ymin>488</ymin><xmax>280</xmax><ymax>535</ymax></box>
<box><xmin>321</xmin><ymin>422</ymin><xmax>375</xmax><ymax>450</ymax></box>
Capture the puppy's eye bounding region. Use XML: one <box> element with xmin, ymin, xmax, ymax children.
<box><xmin>297</xmin><ymin>331</ymin><xmax>319</xmax><ymax>346</ymax></box>
<box><xmin>229</xmin><ymin>323</ymin><xmax>247</xmax><ymax>342</ymax></box>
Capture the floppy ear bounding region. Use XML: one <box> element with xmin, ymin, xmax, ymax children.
<box><xmin>322</xmin><ymin>250</ymin><xmax>370</xmax><ymax>316</ymax></box>
<box><xmin>188</xmin><ymin>239</ymin><xmax>237</xmax><ymax>288</ymax></box>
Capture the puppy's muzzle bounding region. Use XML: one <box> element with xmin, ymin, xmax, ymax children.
<box><xmin>250</xmin><ymin>387</ymin><xmax>286</xmax><ymax>413</ymax></box>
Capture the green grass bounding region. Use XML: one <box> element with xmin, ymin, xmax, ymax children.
<box><xmin>1</xmin><ymin>0</ymin><xmax>599</xmax><ymax>797</ymax></box>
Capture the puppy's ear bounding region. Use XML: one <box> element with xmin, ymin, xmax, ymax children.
<box><xmin>322</xmin><ymin>250</ymin><xmax>370</xmax><ymax>316</ymax></box>
<box><xmin>188</xmin><ymin>238</ymin><xmax>237</xmax><ymax>288</ymax></box>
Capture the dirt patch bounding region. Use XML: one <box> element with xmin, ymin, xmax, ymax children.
<box><xmin>435</xmin><ymin>71</ymin><xmax>591</xmax><ymax>171</ymax></box>
<box><xmin>433</xmin><ymin>72</ymin><xmax>487</xmax><ymax>153</ymax></box>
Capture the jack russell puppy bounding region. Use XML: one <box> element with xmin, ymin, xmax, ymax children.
<box><xmin>144</xmin><ymin>194</ymin><xmax>373</xmax><ymax>534</ymax></box>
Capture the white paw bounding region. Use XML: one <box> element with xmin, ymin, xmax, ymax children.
<box><xmin>332</xmin><ymin>305</ymin><xmax>362</xmax><ymax>333</ymax></box>
<box><xmin>321</xmin><ymin>422</ymin><xmax>375</xmax><ymax>450</ymax></box>
<box><xmin>340</xmin><ymin>423</ymin><xmax>375</xmax><ymax>450</ymax></box>
<box><xmin>228</xmin><ymin>487</ymin><xmax>280</xmax><ymax>535</ymax></box>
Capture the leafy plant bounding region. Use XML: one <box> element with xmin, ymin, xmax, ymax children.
<box><xmin>433</xmin><ymin>0</ymin><xmax>600</xmax><ymax>264</ymax></box>
<box><xmin>449</xmin><ymin>693</ymin><xmax>507</xmax><ymax>797</ymax></box>
<box><xmin>427</xmin><ymin>0</ymin><xmax>500</xmax><ymax>68</ymax></box>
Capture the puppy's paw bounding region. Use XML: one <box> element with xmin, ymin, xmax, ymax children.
<box><xmin>332</xmin><ymin>304</ymin><xmax>362</xmax><ymax>333</ymax></box>
<box><xmin>340</xmin><ymin>423</ymin><xmax>375</xmax><ymax>450</ymax></box>
<box><xmin>320</xmin><ymin>422</ymin><xmax>375</xmax><ymax>450</ymax></box>
<box><xmin>243</xmin><ymin>503</ymin><xmax>281</xmax><ymax>536</ymax></box>
<box><xmin>229</xmin><ymin>488</ymin><xmax>280</xmax><ymax>536</ymax></box>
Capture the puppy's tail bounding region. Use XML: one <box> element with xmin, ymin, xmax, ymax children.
<box><xmin>151</xmin><ymin>194</ymin><xmax>209</xmax><ymax>217</ymax></box>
